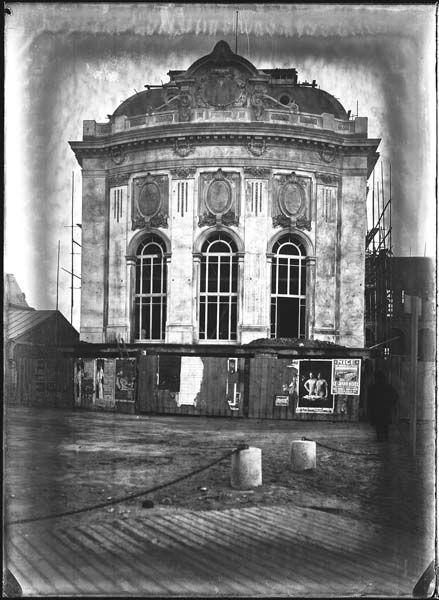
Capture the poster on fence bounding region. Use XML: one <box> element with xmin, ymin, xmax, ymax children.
<box><xmin>115</xmin><ymin>358</ymin><xmax>136</xmax><ymax>401</ymax></box>
<box><xmin>331</xmin><ymin>359</ymin><xmax>361</xmax><ymax>395</ymax></box>
<box><xmin>296</xmin><ymin>359</ymin><xmax>334</xmax><ymax>413</ymax></box>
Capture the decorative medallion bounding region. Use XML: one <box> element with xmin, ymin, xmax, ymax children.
<box><xmin>206</xmin><ymin>175</ymin><xmax>232</xmax><ymax>215</ymax></box>
<box><xmin>272</xmin><ymin>171</ymin><xmax>311</xmax><ymax>230</ymax></box>
<box><xmin>174</xmin><ymin>139</ymin><xmax>194</xmax><ymax>157</ymax></box>
<box><xmin>132</xmin><ymin>173</ymin><xmax>168</xmax><ymax>230</ymax></box>
<box><xmin>138</xmin><ymin>181</ymin><xmax>161</xmax><ymax>218</ymax></box>
<box><xmin>195</xmin><ymin>68</ymin><xmax>247</xmax><ymax>108</ymax></box>
<box><xmin>110</xmin><ymin>146</ymin><xmax>126</xmax><ymax>165</ymax></box>
<box><xmin>198</xmin><ymin>169</ymin><xmax>240</xmax><ymax>227</ymax></box>
<box><xmin>247</xmin><ymin>138</ymin><xmax>266</xmax><ymax>157</ymax></box>
<box><xmin>279</xmin><ymin>182</ymin><xmax>304</xmax><ymax>217</ymax></box>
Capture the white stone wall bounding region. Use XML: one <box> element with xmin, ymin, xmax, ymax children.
<box><xmin>79</xmin><ymin>144</ymin><xmax>369</xmax><ymax>348</ymax></box>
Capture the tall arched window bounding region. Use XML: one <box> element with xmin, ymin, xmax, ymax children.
<box><xmin>134</xmin><ymin>234</ymin><xmax>167</xmax><ymax>340</ymax></box>
<box><xmin>199</xmin><ymin>233</ymin><xmax>238</xmax><ymax>341</ymax></box>
<box><xmin>271</xmin><ymin>234</ymin><xmax>306</xmax><ymax>338</ymax></box>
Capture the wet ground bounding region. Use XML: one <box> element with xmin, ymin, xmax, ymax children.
<box><xmin>4</xmin><ymin>406</ymin><xmax>435</xmax><ymax>540</ymax></box>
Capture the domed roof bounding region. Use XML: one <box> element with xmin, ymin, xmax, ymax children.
<box><xmin>112</xmin><ymin>41</ymin><xmax>348</xmax><ymax>121</ymax></box>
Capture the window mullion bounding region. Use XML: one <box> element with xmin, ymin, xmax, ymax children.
<box><xmin>216</xmin><ymin>256</ymin><xmax>220</xmax><ymax>339</ymax></box>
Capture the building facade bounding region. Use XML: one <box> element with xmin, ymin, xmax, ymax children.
<box><xmin>70</xmin><ymin>41</ymin><xmax>379</xmax><ymax>350</ymax></box>
<box><xmin>69</xmin><ymin>41</ymin><xmax>379</xmax><ymax>419</ymax></box>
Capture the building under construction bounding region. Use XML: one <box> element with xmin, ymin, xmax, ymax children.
<box><xmin>365</xmin><ymin>163</ymin><xmax>393</xmax><ymax>357</ymax></box>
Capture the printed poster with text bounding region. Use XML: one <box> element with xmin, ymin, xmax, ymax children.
<box><xmin>331</xmin><ymin>359</ymin><xmax>362</xmax><ymax>395</ymax></box>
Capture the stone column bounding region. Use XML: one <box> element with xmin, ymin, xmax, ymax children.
<box><xmin>126</xmin><ymin>255</ymin><xmax>136</xmax><ymax>342</ymax></box>
<box><xmin>306</xmin><ymin>256</ymin><xmax>316</xmax><ymax>339</ymax></box>
<box><xmin>80</xmin><ymin>171</ymin><xmax>106</xmax><ymax>343</ymax></box>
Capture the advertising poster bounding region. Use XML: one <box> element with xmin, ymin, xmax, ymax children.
<box><xmin>331</xmin><ymin>359</ymin><xmax>362</xmax><ymax>395</ymax></box>
<box><xmin>282</xmin><ymin>359</ymin><xmax>300</xmax><ymax>403</ymax></box>
<box><xmin>296</xmin><ymin>359</ymin><xmax>334</xmax><ymax>413</ymax></box>
<box><xmin>175</xmin><ymin>356</ymin><xmax>204</xmax><ymax>407</ymax></box>
<box><xmin>81</xmin><ymin>359</ymin><xmax>95</xmax><ymax>407</ymax></box>
<box><xmin>115</xmin><ymin>358</ymin><xmax>136</xmax><ymax>401</ymax></box>
<box><xmin>102</xmin><ymin>359</ymin><xmax>116</xmax><ymax>409</ymax></box>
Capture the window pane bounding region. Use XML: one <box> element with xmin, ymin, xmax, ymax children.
<box><xmin>219</xmin><ymin>259</ymin><xmax>231</xmax><ymax>292</ymax></box>
<box><xmin>277</xmin><ymin>298</ymin><xmax>299</xmax><ymax>338</ymax></box>
<box><xmin>290</xmin><ymin>263</ymin><xmax>299</xmax><ymax>295</ymax></box>
<box><xmin>300</xmin><ymin>263</ymin><xmax>306</xmax><ymax>295</ymax></box>
<box><xmin>278</xmin><ymin>262</ymin><xmax>288</xmax><ymax>294</ymax></box>
<box><xmin>270</xmin><ymin>300</ymin><xmax>277</xmax><ymax>338</ymax></box>
<box><xmin>271</xmin><ymin>262</ymin><xmax>277</xmax><ymax>294</ymax></box>
<box><xmin>200</xmin><ymin>259</ymin><xmax>207</xmax><ymax>293</ymax></box>
<box><xmin>151</xmin><ymin>301</ymin><xmax>161</xmax><ymax>340</ymax></box>
<box><xmin>141</xmin><ymin>303</ymin><xmax>150</xmax><ymax>340</ymax></box>
<box><xmin>134</xmin><ymin>298</ymin><xmax>140</xmax><ymax>338</ymax></box>
<box><xmin>231</xmin><ymin>261</ymin><xmax>238</xmax><ymax>293</ymax></box>
<box><xmin>207</xmin><ymin>300</ymin><xmax>217</xmax><ymax>339</ymax></box>
<box><xmin>142</xmin><ymin>261</ymin><xmax>151</xmax><ymax>294</ymax></box>
<box><xmin>218</xmin><ymin>299</ymin><xmax>229</xmax><ymax>339</ymax></box>
<box><xmin>152</xmin><ymin>259</ymin><xmax>163</xmax><ymax>293</ymax></box>
<box><xmin>230</xmin><ymin>299</ymin><xmax>237</xmax><ymax>340</ymax></box>
<box><xmin>135</xmin><ymin>263</ymin><xmax>141</xmax><ymax>294</ymax></box>
<box><xmin>199</xmin><ymin>298</ymin><xmax>206</xmax><ymax>339</ymax></box>
<box><xmin>299</xmin><ymin>298</ymin><xmax>306</xmax><ymax>338</ymax></box>
<box><xmin>208</xmin><ymin>260</ymin><xmax>219</xmax><ymax>292</ymax></box>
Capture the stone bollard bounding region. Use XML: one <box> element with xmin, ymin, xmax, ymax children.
<box><xmin>289</xmin><ymin>440</ymin><xmax>316</xmax><ymax>471</ymax></box>
<box><xmin>231</xmin><ymin>446</ymin><xmax>262</xmax><ymax>490</ymax></box>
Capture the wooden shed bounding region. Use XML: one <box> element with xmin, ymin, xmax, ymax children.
<box><xmin>5</xmin><ymin>309</ymin><xmax>79</xmax><ymax>407</ymax></box>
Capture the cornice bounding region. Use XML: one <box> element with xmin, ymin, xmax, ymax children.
<box><xmin>69</xmin><ymin>123</ymin><xmax>380</xmax><ymax>164</ymax></box>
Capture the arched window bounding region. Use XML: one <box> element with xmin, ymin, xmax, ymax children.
<box><xmin>199</xmin><ymin>233</ymin><xmax>238</xmax><ymax>341</ymax></box>
<box><xmin>271</xmin><ymin>234</ymin><xmax>306</xmax><ymax>338</ymax></box>
<box><xmin>134</xmin><ymin>234</ymin><xmax>167</xmax><ymax>340</ymax></box>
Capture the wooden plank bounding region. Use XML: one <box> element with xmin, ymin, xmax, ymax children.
<box><xmin>137</xmin><ymin>354</ymin><xmax>157</xmax><ymax>413</ymax></box>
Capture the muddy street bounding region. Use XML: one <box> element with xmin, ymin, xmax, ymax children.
<box><xmin>4</xmin><ymin>406</ymin><xmax>434</xmax><ymax>536</ymax></box>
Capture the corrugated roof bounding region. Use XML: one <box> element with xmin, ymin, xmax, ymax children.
<box><xmin>6</xmin><ymin>310</ymin><xmax>57</xmax><ymax>340</ymax></box>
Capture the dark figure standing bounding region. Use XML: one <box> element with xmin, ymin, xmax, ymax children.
<box><xmin>367</xmin><ymin>371</ymin><xmax>398</xmax><ymax>441</ymax></box>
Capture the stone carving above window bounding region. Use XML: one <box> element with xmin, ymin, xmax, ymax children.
<box><xmin>170</xmin><ymin>167</ymin><xmax>197</xmax><ymax>179</ymax></box>
<box><xmin>110</xmin><ymin>146</ymin><xmax>126</xmax><ymax>165</ymax></box>
<box><xmin>316</xmin><ymin>173</ymin><xmax>340</xmax><ymax>186</ymax></box>
<box><xmin>198</xmin><ymin>168</ymin><xmax>240</xmax><ymax>227</ymax></box>
<box><xmin>244</xmin><ymin>167</ymin><xmax>271</xmax><ymax>178</ymax></box>
<box><xmin>108</xmin><ymin>172</ymin><xmax>130</xmax><ymax>187</ymax></box>
<box><xmin>132</xmin><ymin>173</ymin><xmax>168</xmax><ymax>230</ymax></box>
<box><xmin>272</xmin><ymin>172</ymin><xmax>311</xmax><ymax>229</ymax></box>
<box><xmin>174</xmin><ymin>139</ymin><xmax>194</xmax><ymax>157</ymax></box>
<box><xmin>318</xmin><ymin>147</ymin><xmax>339</xmax><ymax>164</ymax></box>
<box><xmin>247</xmin><ymin>138</ymin><xmax>266</xmax><ymax>157</ymax></box>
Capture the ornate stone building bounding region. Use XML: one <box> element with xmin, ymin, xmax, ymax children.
<box><xmin>70</xmin><ymin>40</ymin><xmax>379</xmax><ymax>349</ymax></box>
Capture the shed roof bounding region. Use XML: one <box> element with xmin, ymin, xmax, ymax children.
<box><xmin>7</xmin><ymin>310</ymin><xmax>61</xmax><ymax>340</ymax></box>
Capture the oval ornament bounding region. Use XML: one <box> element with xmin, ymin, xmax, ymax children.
<box><xmin>206</xmin><ymin>179</ymin><xmax>232</xmax><ymax>215</ymax></box>
<box><xmin>138</xmin><ymin>182</ymin><xmax>161</xmax><ymax>218</ymax></box>
<box><xmin>280</xmin><ymin>183</ymin><xmax>303</xmax><ymax>217</ymax></box>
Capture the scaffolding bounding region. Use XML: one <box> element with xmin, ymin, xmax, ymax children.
<box><xmin>365</xmin><ymin>161</ymin><xmax>393</xmax><ymax>357</ymax></box>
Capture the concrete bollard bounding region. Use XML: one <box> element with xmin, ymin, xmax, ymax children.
<box><xmin>231</xmin><ymin>446</ymin><xmax>262</xmax><ymax>490</ymax></box>
<box><xmin>289</xmin><ymin>440</ymin><xmax>316</xmax><ymax>471</ymax></box>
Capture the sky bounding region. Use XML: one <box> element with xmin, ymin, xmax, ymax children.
<box><xmin>5</xmin><ymin>3</ymin><xmax>436</xmax><ymax>330</ymax></box>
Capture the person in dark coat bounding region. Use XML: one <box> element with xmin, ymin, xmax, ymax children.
<box><xmin>367</xmin><ymin>371</ymin><xmax>398</xmax><ymax>441</ymax></box>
